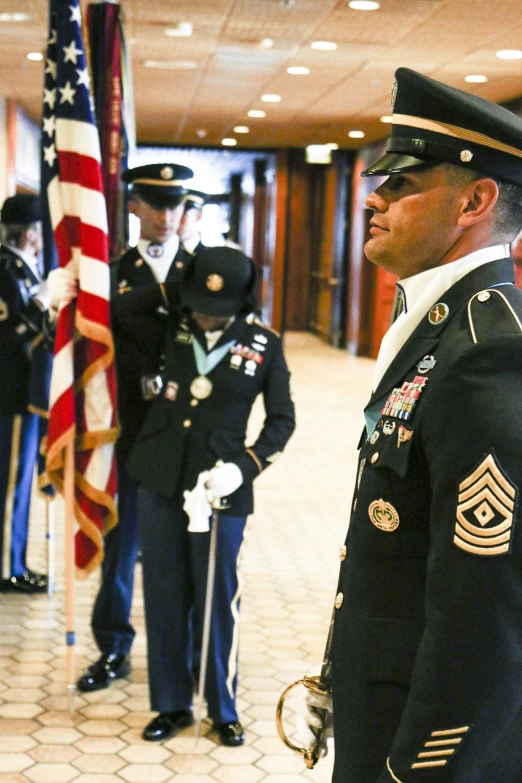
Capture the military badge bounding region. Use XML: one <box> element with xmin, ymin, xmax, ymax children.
<box><xmin>230</xmin><ymin>355</ymin><xmax>242</xmax><ymax>369</ymax></box>
<box><xmin>254</xmin><ymin>333</ymin><xmax>267</xmax><ymax>344</ymax></box>
<box><xmin>165</xmin><ymin>381</ymin><xmax>179</xmax><ymax>401</ymax></box>
<box><xmin>206</xmin><ymin>274</ymin><xmax>224</xmax><ymax>292</ymax></box>
<box><xmin>460</xmin><ymin>149</ymin><xmax>473</xmax><ymax>163</ymax></box>
<box><xmin>417</xmin><ymin>354</ymin><xmax>436</xmax><ymax>373</ymax></box>
<box><xmin>397</xmin><ymin>425</ymin><xmax>413</xmax><ymax>448</ymax></box>
<box><xmin>147</xmin><ymin>243</ymin><xmax>164</xmax><ymax>259</ymax></box>
<box><xmin>428</xmin><ymin>302</ymin><xmax>449</xmax><ymax>325</ymax></box>
<box><xmin>382</xmin><ymin>376</ymin><xmax>428</xmax><ymax>421</ymax></box>
<box><xmin>370</xmin><ymin>431</ymin><xmax>380</xmax><ymax>445</ymax></box>
<box><xmin>252</xmin><ymin>342</ymin><xmax>265</xmax><ymax>352</ymax></box>
<box><xmin>383</xmin><ymin>420</ymin><xmax>396</xmax><ymax>436</ymax></box>
<box><xmin>160</xmin><ymin>166</ymin><xmax>174</xmax><ymax>180</ymax></box>
<box><xmin>368</xmin><ymin>499</ymin><xmax>400</xmax><ymax>532</ymax></box>
<box><xmin>245</xmin><ymin>359</ymin><xmax>257</xmax><ymax>376</ymax></box>
<box><xmin>454</xmin><ymin>451</ymin><xmax>517</xmax><ymax>557</ymax></box>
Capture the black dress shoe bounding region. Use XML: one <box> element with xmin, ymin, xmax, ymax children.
<box><xmin>0</xmin><ymin>570</ymin><xmax>48</xmax><ymax>593</ymax></box>
<box><xmin>214</xmin><ymin>720</ymin><xmax>245</xmax><ymax>746</ymax></box>
<box><xmin>142</xmin><ymin>711</ymin><xmax>194</xmax><ymax>741</ymax></box>
<box><xmin>77</xmin><ymin>653</ymin><xmax>131</xmax><ymax>692</ymax></box>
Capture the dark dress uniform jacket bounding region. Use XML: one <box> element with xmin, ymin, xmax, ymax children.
<box><xmin>0</xmin><ymin>246</ymin><xmax>51</xmax><ymax>415</ymax></box>
<box><xmin>110</xmin><ymin>244</ymin><xmax>191</xmax><ymax>461</ymax></box>
<box><xmin>126</xmin><ymin>313</ymin><xmax>295</xmax><ymax>515</ymax></box>
<box><xmin>332</xmin><ymin>258</ymin><xmax>522</xmax><ymax>783</ymax></box>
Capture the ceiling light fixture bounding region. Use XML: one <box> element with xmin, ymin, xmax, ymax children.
<box><xmin>165</xmin><ymin>22</ymin><xmax>193</xmax><ymax>37</ymax></box>
<box><xmin>0</xmin><ymin>12</ymin><xmax>29</xmax><ymax>21</ymax></box>
<box><xmin>380</xmin><ymin>115</ymin><xmax>393</xmax><ymax>123</ymax></box>
<box><xmin>143</xmin><ymin>59</ymin><xmax>198</xmax><ymax>70</ymax></box>
<box><xmin>233</xmin><ymin>126</ymin><xmax>250</xmax><ymax>133</ymax></box>
<box><xmin>260</xmin><ymin>38</ymin><xmax>274</xmax><ymax>49</ymax></box>
<box><xmin>248</xmin><ymin>109</ymin><xmax>266</xmax><ymax>118</ymax></box>
<box><xmin>496</xmin><ymin>49</ymin><xmax>522</xmax><ymax>60</ymax></box>
<box><xmin>27</xmin><ymin>52</ymin><xmax>43</xmax><ymax>61</ymax></box>
<box><xmin>349</xmin><ymin>0</ymin><xmax>380</xmax><ymax>9</ymax></box>
<box><xmin>348</xmin><ymin>130</ymin><xmax>365</xmax><ymax>138</ymax></box>
<box><xmin>465</xmin><ymin>74</ymin><xmax>488</xmax><ymax>83</ymax></box>
<box><xmin>261</xmin><ymin>94</ymin><xmax>282</xmax><ymax>102</ymax></box>
<box><xmin>222</xmin><ymin>138</ymin><xmax>237</xmax><ymax>146</ymax></box>
<box><xmin>311</xmin><ymin>41</ymin><xmax>337</xmax><ymax>51</ymax></box>
<box><xmin>287</xmin><ymin>66</ymin><xmax>310</xmax><ymax>75</ymax></box>
<box><xmin>327</xmin><ymin>143</ymin><xmax>339</xmax><ymax>149</ymax></box>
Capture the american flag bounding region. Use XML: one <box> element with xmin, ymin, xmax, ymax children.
<box><xmin>43</xmin><ymin>0</ymin><xmax>118</xmax><ymax>576</ymax></box>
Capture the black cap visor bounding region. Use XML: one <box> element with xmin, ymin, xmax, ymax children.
<box><xmin>181</xmin><ymin>288</ymin><xmax>245</xmax><ymax>317</ymax></box>
<box><xmin>361</xmin><ymin>152</ymin><xmax>441</xmax><ymax>177</ymax></box>
<box><xmin>131</xmin><ymin>186</ymin><xmax>185</xmax><ymax>210</ymax></box>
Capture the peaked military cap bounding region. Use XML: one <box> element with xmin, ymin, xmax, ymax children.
<box><xmin>180</xmin><ymin>246</ymin><xmax>255</xmax><ymax>316</ymax></box>
<box><xmin>363</xmin><ymin>67</ymin><xmax>522</xmax><ymax>185</ymax></box>
<box><xmin>122</xmin><ymin>163</ymin><xmax>193</xmax><ymax>209</ymax></box>
<box><xmin>1</xmin><ymin>194</ymin><xmax>41</xmax><ymax>225</ymax></box>
<box><xmin>183</xmin><ymin>189</ymin><xmax>209</xmax><ymax>211</ymax></box>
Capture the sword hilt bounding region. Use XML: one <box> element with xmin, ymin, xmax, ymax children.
<box><xmin>275</xmin><ymin>673</ymin><xmax>331</xmax><ymax>769</ymax></box>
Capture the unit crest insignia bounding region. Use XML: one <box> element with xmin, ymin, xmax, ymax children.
<box><xmin>454</xmin><ymin>451</ymin><xmax>517</xmax><ymax>556</ymax></box>
<box><xmin>207</xmin><ymin>274</ymin><xmax>224</xmax><ymax>292</ymax></box>
<box><xmin>368</xmin><ymin>499</ymin><xmax>400</xmax><ymax>532</ymax></box>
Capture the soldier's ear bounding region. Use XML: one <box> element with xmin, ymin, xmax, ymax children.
<box><xmin>457</xmin><ymin>177</ymin><xmax>499</xmax><ymax>229</ymax></box>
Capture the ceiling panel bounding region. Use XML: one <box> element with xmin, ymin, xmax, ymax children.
<box><xmin>1</xmin><ymin>0</ymin><xmax>521</xmax><ymax>149</ymax></box>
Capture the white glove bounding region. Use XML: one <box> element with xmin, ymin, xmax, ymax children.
<box><xmin>47</xmin><ymin>267</ymin><xmax>78</xmax><ymax>308</ymax></box>
<box><xmin>295</xmin><ymin>684</ymin><xmax>333</xmax><ymax>760</ymax></box>
<box><xmin>205</xmin><ymin>462</ymin><xmax>243</xmax><ymax>502</ymax></box>
<box><xmin>183</xmin><ymin>471</ymin><xmax>211</xmax><ymax>532</ymax></box>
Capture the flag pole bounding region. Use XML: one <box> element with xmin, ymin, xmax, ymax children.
<box><xmin>64</xmin><ymin>439</ymin><xmax>76</xmax><ymax>713</ymax></box>
<box><xmin>46</xmin><ymin>498</ymin><xmax>55</xmax><ymax>596</ymax></box>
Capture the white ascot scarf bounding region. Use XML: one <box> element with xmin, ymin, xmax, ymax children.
<box><xmin>137</xmin><ymin>235</ymin><xmax>180</xmax><ymax>283</ymax></box>
<box><xmin>372</xmin><ymin>244</ymin><xmax>512</xmax><ymax>390</ymax></box>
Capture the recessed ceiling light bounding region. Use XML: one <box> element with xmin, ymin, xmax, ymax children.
<box><xmin>327</xmin><ymin>143</ymin><xmax>339</xmax><ymax>149</ymax></box>
<box><xmin>465</xmin><ymin>74</ymin><xmax>488</xmax><ymax>83</ymax></box>
<box><xmin>222</xmin><ymin>138</ymin><xmax>237</xmax><ymax>146</ymax></box>
<box><xmin>143</xmin><ymin>59</ymin><xmax>198</xmax><ymax>70</ymax></box>
<box><xmin>287</xmin><ymin>66</ymin><xmax>310</xmax><ymax>75</ymax></box>
<box><xmin>311</xmin><ymin>41</ymin><xmax>337</xmax><ymax>51</ymax></box>
<box><xmin>196</xmin><ymin>129</ymin><xmax>207</xmax><ymax>138</ymax></box>
<box><xmin>348</xmin><ymin>130</ymin><xmax>365</xmax><ymax>138</ymax></box>
<box><xmin>27</xmin><ymin>52</ymin><xmax>43</xmax><ymax>61</ymax></box>
<box><xmin>496</xmin><ymin>49</ymin><xmax>522</xmax><ymax>60</ymax></box>
<box><xmin>349</xmin><ymin>0</ymin><xmax>380</xmax><ymax>9</ymax></box>
<box><xmin>165</xmin><ymin>22</ymin><xmax>193</xmax><ymax>37</ymax></box>
<box><xmin>0</xmin><ymin>12</ymin><xmax>29</xmax><ymax>21</ymax></box>
<box><xmin>380</xmin><ymin>115</ymin><xmax>393</xmax><ymax>123</ymax></box>
<box><xmin>260</xmin><ymin>38</ymin><xmax>274</xmax><ymax>49</ymax></box>
<box><xmin>233</xmin><ymin>126</ymin><xmax>250</xmax><ymax>133</ymax></box>
<box><xmin>248</xmin><ymin>109</ymin><xmax>266</xmax><ymax>118</ymax></box>
<box><xmin>261</xmin><ymin>94</ymin><xmax>281</xmax><ymax>102</ymax></box>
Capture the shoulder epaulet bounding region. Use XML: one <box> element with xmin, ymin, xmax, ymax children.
<box><xmin>246</xmin><ymin>313</ymin><xmax>280</xmax><ymax>337</ymax></box>
<box><xmin>467</xmin><ymin>287</ymin><xmax>522</xmax><ymax>344</ymax></box>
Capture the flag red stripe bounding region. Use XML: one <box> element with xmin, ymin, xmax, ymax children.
<box><xmin>58</xmin><ymin>150</ymin><xmax>104</xmax><ymax>193</ymax></box>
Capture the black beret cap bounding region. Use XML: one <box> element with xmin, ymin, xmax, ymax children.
<box><xmin>363</xmin><ymin>68</ymin><xmax>522</xmax><ymax>185</ymax></box>
<box><xmin>1</xmin><ymin>194</ymin><xmax>41</xmax><ymax>225</ymax></box>
<box><xmin>180</xmin><ymin>246</ymin><xmax>255</xmax><ymax>317</ymax></box>
<box><xmin>121</xmin><ymin>163</ymin><xmax>193</xmax><ymax>209</ymax></box>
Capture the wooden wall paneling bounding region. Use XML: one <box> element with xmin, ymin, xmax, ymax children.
<box><xmin>284</xmin><ymin>149</ymin><xmax>312</xmax><ymax>331</ymax></box>
<box><xmin>271</xmin><ymin>149</ymin><xmax>288</xmax><ymax>333</ymax></box>
<box><xmin>330</xmin><ymin>153</ymin><xmax>352</xmax><ymax>348</ymax></box>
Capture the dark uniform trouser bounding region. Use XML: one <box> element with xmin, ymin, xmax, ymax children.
<box><xmin>138</xmin><ymin>485</ymin><xmax>247</xmax><ymax>723</ymax></box>
<box><xmin>0</xmin><ymin>413</ymin><xmax>39</xmax><ymax>577</ymax></box>
<box><xmin>91</xmin><ymin>466</ymin><xmax>139</xmax><ymax>655</ymax></box>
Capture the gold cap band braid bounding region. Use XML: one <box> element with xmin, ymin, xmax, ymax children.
<box><xmin>131</xmin><ymin>179</ymin><xmax>187</xmax><ymax>187</ymax></box>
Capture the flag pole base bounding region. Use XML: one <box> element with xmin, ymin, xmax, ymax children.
<box><xmin>67</xmin><ymin>683</ymin><xmax>76</xmax><ymax>716</ymax></box>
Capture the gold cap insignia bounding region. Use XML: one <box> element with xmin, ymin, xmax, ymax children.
<box><xmin>206</xmin><ymin>274</ymin><xmax>224</xmax><ymax>292</ymax></box>
<box><xmin>160</xmin><ymin>166</ymin><xmax>174</xmax><ymax>180</ymax></box>
<box><xmin>460</xmin><ymin>149</ymin><xmax>473</xmax><ymax>163</ymax></box>
<box><xmin>368</xmin><ymin>499</ymin><xmax>400</xmax><ymax>532</ymax></box>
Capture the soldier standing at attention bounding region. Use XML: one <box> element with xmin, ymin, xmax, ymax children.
<box><xmin>178</xmin><ymin>189</ymin><xmax>208</xmax><ymax>255</ymax></box>
<box><xmin>298</xmin><ymin>68</ymin><xmax>522</xmax><ymax>782</ymax></box>
<box><xmin>0</xmin><ymin>194</ymin><xmax>52</xmax><ymax>593</ymax></box>
<box><xmin>58</xmin><ymin>163</ymin><xmax>194</xmax><ymax>691</ymax></box>
<box><xmin>125</xmin><ymin>246</ymin><xmax>295</xmax><ymax>745</ymax></box>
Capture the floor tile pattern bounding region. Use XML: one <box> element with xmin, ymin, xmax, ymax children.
<box><xmin>0</xmin><ymin>333</ymin><xmax>375</xmax><ymax>782</ymax></box>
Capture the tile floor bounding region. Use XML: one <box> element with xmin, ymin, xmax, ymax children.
<box><xmin>0</xmin><ymin>333</ymin><xmax>375</xmax><ymax>783</ymax></box>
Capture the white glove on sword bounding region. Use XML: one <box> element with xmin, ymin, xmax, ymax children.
<box><xmin>296</xmin><ymin>676</ymin><xmax>333</xmax><ymax>759</ymax></box>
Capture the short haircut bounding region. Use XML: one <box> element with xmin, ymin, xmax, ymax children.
<box><xmin>2</xmin><ymin>222</ymin><xmax>37</xmax><ymax>247</ymax></box>
<box><xmin>444</xmin><ymin>163</ymin><xmax>522</xmax><ymax>242</ymax></box>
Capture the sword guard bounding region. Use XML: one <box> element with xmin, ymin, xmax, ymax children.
<box><xmin>275</xmin><ymin>675</ymin><xmax>331</xmax><ymax>769</ymax></box>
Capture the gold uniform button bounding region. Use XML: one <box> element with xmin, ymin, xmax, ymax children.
<box><xmin>334</xmin><ymin>592</ymin><xmax>344</xmax><ymax>609</ymax></box>
<box><xmin>371</xmin><ymin>452</ymin><xmax>379</xmax><ymax>464</ymax></box>
<box><xmin>190</xmin><ymin>399</ymin><xmax>199</xmax><ymax>407</ymax></box>
<box><xmin>183</xmin><ymin>419</ymin><xmax>192</xmax><ymax>428</ymax></box>
<box><xmin>176</xmin><ymin>261</ymin><xmax>183</xmax><ymax>269</ymax></box>
<box><xmin>339</xmin><ymin>545</ymin><xmax>347</xmax><ymax>561</ymax></box>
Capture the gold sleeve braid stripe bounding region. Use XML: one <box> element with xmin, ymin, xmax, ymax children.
<box><xmin>392</xmin><ymin>113</ymin><xmax>522</xmax><ymax>159</ymax></box>
<box><xmin>411</xmin><ymin>726</ymin><xmax>469</xmax><ymax>770</ymax></box>
<box><xmin>246</xmin><ymin>448</ymin><xmax>263</xmax><ymax>474</ymax></box>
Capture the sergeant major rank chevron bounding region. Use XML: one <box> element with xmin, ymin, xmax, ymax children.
<box><xmin>454</xmin><ymin>451</ymin><xmax>517</xmax><ymax>556</ymax></box>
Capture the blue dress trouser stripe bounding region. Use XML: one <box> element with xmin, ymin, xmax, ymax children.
<box><xmin>138</xmin><ymin>485</ymin><xmax>247</xmax><ymax>723</ymax></box>
<box><xmin>0</xmin><ymin>413</ymin><xmax>39</xmax><ymax>577</ymax></box>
